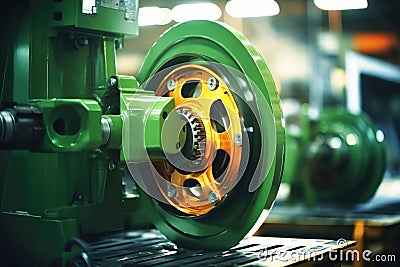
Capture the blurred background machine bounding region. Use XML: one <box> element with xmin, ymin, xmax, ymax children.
<box><xmin>280</xmin><ymin>49</ymin><xmax>400</xmax><ymax>206</ymax></box>
<box><xmin>0</xmin><ymin>0</ymin><xmax>290</xmax><ymax>265</ymax></box>
<box><xmin>282</xmin><ymin>105</ymin><xmax>385</xmax><ymax>205</ymax></box>
<box><xmin>262</xmin><ymin>45</ymin><xmax>400</xmax><ymax>267</ymax></box>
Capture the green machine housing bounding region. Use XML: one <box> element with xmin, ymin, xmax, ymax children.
<box><xmin>0</xmin><ymin>0</ymin><xmax>157</xmax><ymax>265</ymax></box>
<box><xmin>0</xmin><ymin>0</ymin><xmax>285</xmax><ymax>265</ymax></box>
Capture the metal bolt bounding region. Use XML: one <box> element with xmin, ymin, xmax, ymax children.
<box><xmin>108</xmin><ymin>160</ymin><xmax>117</xmax><ymax>171</ymax></box>
<box><xmin>167</xmin><ymin>185</ymin><xmax>176</xmax><ymax>198</ymax></box>
<box><xmin>72</xmin><ymin>190</ymin><xmax>86</xmax><ymax>204</ymax></box>
<box><xmin>234</xmin><ymin>133</ymin><xmax>242</xmax><ymax>146</ymax></box>
<box><xmin>167</xmin><ymin>78</ymin><xmax>176</xmax><ymax>91</ymax></box>
<box><xmin>208</xmin><ymin>191</ymin><xmax>219</xmax><ymax>205</ymax></box>
<box><xmin>122</xmin><ymin>181</ymin><xmax>127</xmax><ymax>196</ymax></box>
<box><xmin>77</xmin><ymin>194</ymin><xmax>84</xmax><ymax>202</ymax></box>
<box><xmin>78</xmin><ymin>38</ymin><xmax>89</xmax><ymax>46</ymax></box>
<box><xmin>115</xmin><ymin>39</ymin><xmax>123</xmax><ymax>50</ymax></box>
<box><xmin>207</xmin><ymin>76</ymin><xmax>218</xmax><ymax>90</ymax></box>
<box><xmin>108</xmin><ymin>77</ymin><xmax>117</xmax><ymax>88</ymax></box>
<box><xmin>101</xmin><ymin>118</ymin><xmax>111</xmax><ymax>146</ymax></box>
<box><xmin>74</xmin><ymin>37</ymin><xmax>89</xmax><ymax>49</ymax></box>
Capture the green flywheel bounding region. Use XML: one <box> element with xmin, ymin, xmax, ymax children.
<box><xmin>132</xmin><ymin>20</ymin><xmax>284</xmax><ymax>250</ymax></box>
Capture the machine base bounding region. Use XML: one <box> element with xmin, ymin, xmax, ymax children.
<box><xmin>73</xmin><ymin>229</ymin><xmax>355</xmax><ymax>266</ymax></box>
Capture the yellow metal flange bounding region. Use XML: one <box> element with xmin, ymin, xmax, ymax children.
<box><xmin>153</xmin><ymin>64</ymin><xmax>242</xmax><ymax>215</ymax></box>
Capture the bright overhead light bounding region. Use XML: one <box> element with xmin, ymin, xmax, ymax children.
<box><xmin>314</xmin><ymin>0</ymin><xmax>368</xmax><ymax>10</ymax></box>
<box><xmin>225</xmin><ymin>0</ymin><xmax>280</xmax><ymax>18</ymax></box>
<box><xmin>172</xmin><ymin>3</ymin><xmax>222</xmax><ymax>22</ymax></box>
<box><xmin>376</xmin><ymin>129</ymin><xmax>384</xmax><ymax>143</ymax></box>
<box><xmin>138</xmin><ymin>7</ymin><xmax>172</xmax><ymax>26</ymax></box>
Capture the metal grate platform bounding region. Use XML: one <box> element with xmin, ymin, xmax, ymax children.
<box><xmin>79</xmin><ymin>230</ymin><xmax>354</xmax><ymax>266</ymax></box>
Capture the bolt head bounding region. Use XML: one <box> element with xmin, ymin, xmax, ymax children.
<box><xmin>207</xmin><ymin>77</ymin><xmax>218</xmax><ymax>90</ymax></box>
<box><xmin>167</xmin><ymin>185</ymin><xmax>176</xmax><ymax>198</ymax></box>
<box><xmin>167</xmin><ymin>78</ymin><xmax>176</xmax><ymax>91</ymax></box>
<box><xmin>234</xmin><ymin>133</ymin><xmax>242</xmax><ymax>146</ymax></box>
<box><xmin>108</xmin><ymin>161</ymin><xmax>117</xmax><ymax>171</ymax></box>
<box><xmin>108</xmin><ymin>77</ymin><xmax>117</xmax><ymax>88</ymax></box>
<box><xmin>208</xmin><ymin>191</ymin><xmax>219</xmax><ymax>205</ymax></box>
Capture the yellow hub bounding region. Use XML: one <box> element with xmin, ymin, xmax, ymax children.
<box><xmin>154</xmin><ymin>64</ymin><xmax>243</xmax><ymax>216</ymax></box>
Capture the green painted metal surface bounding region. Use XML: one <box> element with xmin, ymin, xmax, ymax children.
<box><xmin>31</xmin><ymin>99</ymin><xmax>103</xmax><ymax>152</ymax></box>
<box><xmin>0</xmin><ymin>1</ymin><xmax>141</xmax><ymax>265</ymax></box>
<box><xmin>121</xmin><ymin>90</ymin><xmax>175</xmax><ymax>161</ymax></box>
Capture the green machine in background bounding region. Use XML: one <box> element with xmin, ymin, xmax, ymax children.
<box><xmin>282</xmin><ymin>104</ymin><xmax>386</xmax><ymax>205</ymax></box>
<box><xmin>0</xmin><ymin>0</ymin><xmax>284</xmax><ymax>265</ymax></box>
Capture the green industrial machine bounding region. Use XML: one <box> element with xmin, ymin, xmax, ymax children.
<box><xmin>0</xmin><ymin>1</ymin><xmax>284</xmax><ymax>265</ymax></box>
<box><xmin>283</xmin><ymin>106</ymin><xmax>385</xmax><ymax>205</ymax></box>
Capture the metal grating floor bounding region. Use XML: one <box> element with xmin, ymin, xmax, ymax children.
<box><xmin>80</xmin><ymin>230</ymin><xmax>354</xmax><ymax>267</ymax></box>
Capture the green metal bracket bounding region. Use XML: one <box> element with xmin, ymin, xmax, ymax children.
<box><xmin>113</xmin><ymin>75</ymin><xmax>141</xmax><ymax>92</ymax></box>
<box><xmin>121</xmin><ymin>91</ymin><xmax>175</xmax><ymax>161</ymax></box>
<box><xmin>31</xmin><ymin>99</ymin><xmax>103</xmax><ymax>152</ymax></box>
<box><xmin>107</xmin><ymin>74</ymin><xmax>176</xmax><ymax>161</ymax></box>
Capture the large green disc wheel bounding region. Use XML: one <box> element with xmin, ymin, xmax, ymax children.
<box><xmin>131</xmin><ymin>20</ymin><xmax>284</xmax><ymax>250</ymax></box>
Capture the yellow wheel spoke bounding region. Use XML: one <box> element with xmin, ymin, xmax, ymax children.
<box><xmin>215</xmin><ymin>130</ymin><xmax>233</xmax><ymax>156</ymax></box>
<box><xmin>153</xmin><ymin>64</ymin><xmax>242</xmax><ymax>216</ymax></box>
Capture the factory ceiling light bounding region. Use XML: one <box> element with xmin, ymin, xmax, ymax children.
<box><xmin>225</xmin><ymin>0</ymin><xmax>280</xmax><ymax>18</ymax></box>
<box><xmin>314</xmin><ymin>0</ymin><xmax>368</xmax><ymax>10</ymax></box>
<box><xmin>138</xmin><ymin>7</ymin><xmax>172</xmax><ymax>26</ymax></box>
<box><xmin>172</xmin><ymin>3</ymin><xmax>222</xmax><ymax>22</ymax></box>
